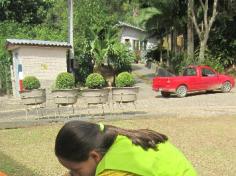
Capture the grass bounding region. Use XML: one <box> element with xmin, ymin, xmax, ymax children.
<box><xmin>0</xmin><ymin>116</ymin><xmax>236</xmax><ymax>176</ymax></box>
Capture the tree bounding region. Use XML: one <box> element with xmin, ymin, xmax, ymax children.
<box><xmin>0</xmin><ymin>0</ymin><xmax>52</xmax><ymax>24</ymax></box>
<box><xmin>187</xmin><ymin>0</ymin><xmax>194</xmax><ymax>59</ymax></box>
<box><xmin>206</xmin><ymin>0</ymin><xmax>236</xmax><ymax>68</ymax></box>
<box><xmin>138</xmin><ymin>0</ymin><xmax>187</xmax><ymax>66</ymax></box>
<box><xmin>190</xmin><ymin>0</ymin><xmax>218</xmax><ymax>62</ymax></box>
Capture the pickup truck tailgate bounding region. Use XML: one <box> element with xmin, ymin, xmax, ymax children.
<box><xmin>152</xmin><ymin>77</ymin><xmax>174</xmax><ymax>91</ymax></box>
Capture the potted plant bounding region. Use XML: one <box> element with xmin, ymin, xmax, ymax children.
<box><xmin>51</xmin><ymin>72</ymin><xmax>78</xmax><ymax>106</ymax></box>
<box><xmin>20</xmin><ymin>76</ymin><xmax>46</xmax><ymax>105</ymax></box>
<box><xmin>112</xmin><ymin>72</ymin><xmax>139</xmax><ymax>105</ymax></box>
<box><xmin>81</xmin><ymin>73</ymin><xmax>109</xmax><ymax>115</ymax></box>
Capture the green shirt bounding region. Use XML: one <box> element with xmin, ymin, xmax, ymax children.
<box><xmin>96</xmin><ymin>135</ymin><xmax>197</xmax><ymax>176</ymax></box>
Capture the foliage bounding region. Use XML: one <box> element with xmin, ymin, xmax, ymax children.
<box><xmin>196</xmin><ymin>49</ymin><xmax>224</xmax><ymax>73</ymax></box>
<box><xmin>85</xmin><ymin>73</ymin><xmax>106</xmax><ymax>89</ymax></box>
<box><xmin>55</xmin><ymin>72</ymin><xmax>75</xmax><ymax>89</ymax></box>
<box><xmin>74</xmin><ymin>53</ymin><xmax>94</xmax><ymax>84</ymax></box>
<box><xmin>207</xmin><ymin>11</ymin><xmax>236</xmax><ymax>68</ymax></box>
<box><xmin>226</xmin><ymin>67</ymin><xmax>236</xmax><ymax>77</ymax></box>
<box><xmin>22</xmin><ymin>76</ymin><xmax>40</xmax><ymax>90</ymax></box>
<box><xmin>115</xmin><ymin>72</ymin><xmax>135</xmax><ymax>87</ymax></box>
<box><xmin>89</xmin><ymin>27</ymin><xmax>118</xmax><ymax>67</ymax></box>
<box><xmin>140</xmin><ymin>0</ymin><xmax>187</xmax><ymax>38</ymax></box>
<box><xmin>0</xmin><ymin>0</ymin><xmax>53</xmax><ymax>24</ymax></box>
<box><xmin>108</xmin><ymin>42</ymin><xmax>134</xmax><ymax>74</ymax></box>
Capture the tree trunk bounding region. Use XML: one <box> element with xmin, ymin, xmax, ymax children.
<box><xmin>199</xmin><ymin>41</ymin><xmax>206</xmax><ymax>63</ymax></box>
<box><xmin>159</xmin><ymin>39</ymin><xmax>164</xmax><ymax>63</ymax></box>
<box><xmin>187</xmin><ymin>0</ymin><xmax>194</xmax><ymax>59</ymax></box>
<box><xmin>190</xmin><ymin>0</ymin><xmax>218</xmax><ymax>63</ymax></box>
<box><xmin>173</xmin><ymin>29</ymin><xmax>177</xmax><ymax>54</ymax></box>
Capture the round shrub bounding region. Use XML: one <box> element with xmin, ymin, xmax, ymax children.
<box><xmin>23</xmin><ymin>76</ymin><xmax>40</xmax><ymax>90</ymax></box>
<box><xmin>85</xmin><ymin>73</ymin><xmax>105</xmax><ymax>89</ymax></box>
<box><xmin>55</xmin><ymin>72</ymin><xmax>75</xmax><ymax>89</ymax></box>
<box><xmin>115</xmin><ymin>72</ymin><xmax>135</xmax><ymax>87</ymax></box>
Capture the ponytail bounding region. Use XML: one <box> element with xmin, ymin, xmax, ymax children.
<box><xmin>104</xmin><ymin>125</ymin><xmax>168</xmax><ymax>150</ymax></box>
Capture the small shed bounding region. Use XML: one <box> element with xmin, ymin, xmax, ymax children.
<box><xmin>6</xmin><ymin>39</ymin><xmax>71</xmax><ymax>97</ymax></box>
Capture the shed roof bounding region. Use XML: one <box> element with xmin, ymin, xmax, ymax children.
<box><xmin>6</xmin><ymin>39</ymin><xmax>71</xmax><ymax>49</ymax></box>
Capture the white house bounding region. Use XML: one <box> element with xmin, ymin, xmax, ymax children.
<box><xmin>6</xmin><ymin>39</ymin><xmax>71</xmax><ymax>97</ymax></box>
<box><xmin>117</xmin><ymin>21</ymin><xmax>158</xmax><ymax>54</ymax></box>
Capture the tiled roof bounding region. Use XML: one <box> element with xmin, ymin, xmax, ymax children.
<box><xmin>117</xmin><ymin>21</ymin><xmax>146</xmax><ymax>32</ymax></box>
<box><xmin>6</xmin><ymin>39</ymin><xmax>72</xmax><ymax>48</ymax></box>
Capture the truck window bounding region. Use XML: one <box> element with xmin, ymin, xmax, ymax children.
<box><xmin>201</xmin><ymin>68</ymin><xmax>216</xmax><ymax>77</ymax></box>
<box><xmin>183</xmin><ymin>68</ymin><xmax>197</xmax><ymax>76</ymax></box>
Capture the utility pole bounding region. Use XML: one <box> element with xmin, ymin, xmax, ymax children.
<box><xmin>68</xmin><ymin>0</ymin><xmax>74</xmax><ymax>71</ymax></box>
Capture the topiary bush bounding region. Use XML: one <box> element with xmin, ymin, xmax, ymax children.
<box><xmin>85</xmin><ymin>73</ymin><xmax>106</xmax><ymax>89</ymax></box>
<box><xmin>115</xmin><ymin>72</ymin><xmax>135</xmax><ymax>87</ymax></box>
<box><xmin>55</xmin><ymin>72</ymin><xmax>75</xmax><ymax>89</ymax></box>
<box><xmin>23</xmin><ymin>76</ymin><xmax>40</xmax><ymax>90</ymax></box>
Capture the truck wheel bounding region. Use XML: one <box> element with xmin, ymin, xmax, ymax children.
<box><xmin>176</xmin><ymin>85</ymin><xmax>187</xmax><ymax>98</ymax></box>
<box><xmin>221</xmin><ymin>81</ymin><xmax>232</xmax><ymax>93</ymax></box>
<box><xmin>161</xmin><ymin>91</ymin><xmax>170</xmax><ymax>97</ymax></box>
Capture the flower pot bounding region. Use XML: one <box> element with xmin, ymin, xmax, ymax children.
<box><xmin>20</xmin><ymin>89</ymin><xmax>46</xmax><ymax>105</ymax></box>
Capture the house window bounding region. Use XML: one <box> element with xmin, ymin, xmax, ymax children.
<box><xmin>124</xmin><ymin>38</ymin><xmax>131</xmax><ymax>47</ymax></box>
<box><xmin>125</xmin><ymin>38</ymin><xmax>130</xmax><ymax>43</ymax></box>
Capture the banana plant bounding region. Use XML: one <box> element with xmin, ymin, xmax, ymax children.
<box><xmin>89</xmin><ymin>27</ymin><xmax>119</xmax><ymax>71</ymax></box>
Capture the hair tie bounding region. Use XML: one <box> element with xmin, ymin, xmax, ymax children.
<box><xmin>98</xmin><ymin>122</ymin><xmax>105</xmax><ymax>132</ymax></box>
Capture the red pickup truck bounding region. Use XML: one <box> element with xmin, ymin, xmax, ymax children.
<box><xmin>152</xmin><ymin>65</ymin><xmax>235</xmax><ymax>97</ymax></box>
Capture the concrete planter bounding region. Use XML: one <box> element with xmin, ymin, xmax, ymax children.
<box><xmin>20</xmin><ymin>89</ymin><xmax>46</xmax><ymax>105</ymax></box>
<box><xmin>52</xmin><ymin>89</ymin><xmax>78</xmax><ymax>106</ymax></box>
<box><xmin>111</xmin><ymin>87</ymin><xmax>139</xmax><ymax>103</ymax></box>
<box><xmin>81</xmin><ymin>88</ymin><xmax>109</xmax><ymax>104</ymax></box>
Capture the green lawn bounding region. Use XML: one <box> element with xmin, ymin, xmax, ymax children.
<box><xmin>0</xmin><ymin>116</ymin><xmax>236</xmax><ymax>176</ymax></box>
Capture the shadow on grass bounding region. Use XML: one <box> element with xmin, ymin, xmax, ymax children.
<box><xmin>0</xmin><ymin>151</ymin><xmax>39</xmax><ymax>176</ymax></box>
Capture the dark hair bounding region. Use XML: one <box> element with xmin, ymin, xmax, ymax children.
<box><xmin>55</xmin><ymin>120</ymin><xmax>168</xmax><ymax>162</ymax></box>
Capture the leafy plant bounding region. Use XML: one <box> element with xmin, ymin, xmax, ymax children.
<box><xmin>74</xmin><ymin>52</ymin><xmax>94</xmax><ymax>84</ymax></box>
<box><xmin>55</xmin><ymin>72</ymin><xmax>75</xmax><ymax>89</ymax></box>
<box><xmin>22</xmin><ymin>76</ymin><xmax>40</xmax><ymax>90</ymax></box>
<box><xmin>85</xmin><ymin>73</ymin><xmax>105</xmax><ymax>89</ymax></box>
<box><xmin>108</xmin><ymin>42</ymin><xmax>134</xmax><ymax>74</ymax></box>
<box><xmin>168</xmin><ymin>52</ymin><xmax>197</xmax><ymax>75</ymax></box>
<box><xmin>195</xmin><ymin>49</ymin><xmax>224</xmax><ymax>73</ymax></box>
<box><xmin>115</xmin><ymin>72</ymin><xmax>135</xmax><ymax>87</ymax></box>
